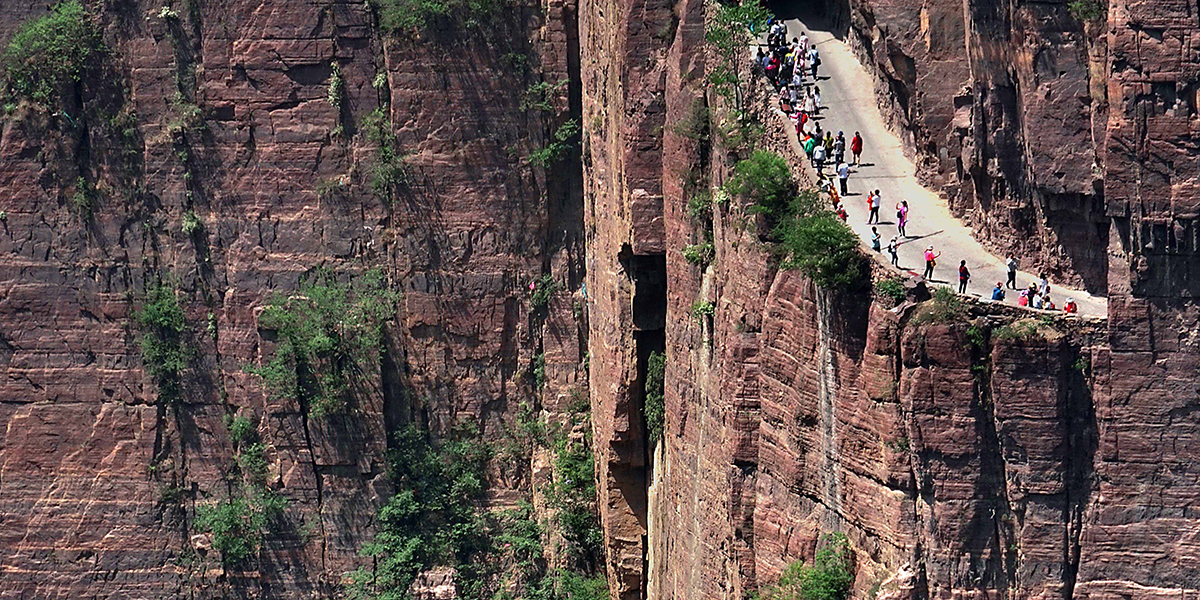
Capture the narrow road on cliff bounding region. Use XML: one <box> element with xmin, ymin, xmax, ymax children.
<box><xmin>770</xmin><ymin>14</ymin><xmax>1107</xmax><ymax>317</ymax></box>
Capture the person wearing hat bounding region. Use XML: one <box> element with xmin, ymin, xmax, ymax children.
<box><xmin>1063</xmin><ymin>297</ymin><xmax>1078</xmax><ymax>314</ymax></box>
<box><xmin>991</xmin><ymin>282</ymin><xmax>1006</xmax><ymax>301</ymax></box>
<box><xmin>923</xmin><ymin>246</ymin><xmax>940</xmax><ymax>280</ymax></box>
<box><xmin>887</xmin><ymin>236</ymin><xmax>899</xmax><ymax>266</ymax></box>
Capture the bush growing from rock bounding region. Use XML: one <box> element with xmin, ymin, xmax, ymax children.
<box><xmin>1</xmin><ymin>1</ymin><xmax>105</xmax><ymax>106</ymax></box>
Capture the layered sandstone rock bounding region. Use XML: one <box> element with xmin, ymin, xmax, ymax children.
<box><xmin>580</xmin><ymin>0</ymin><xmax>673</xmax><ymax>592</ymax></box>
<box><xmin>0</xmin><ymin>1</ymin><xmax>583</xmax><ymax>598</ymax></box>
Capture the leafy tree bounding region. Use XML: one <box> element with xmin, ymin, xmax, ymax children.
<box><xmin>195</xmin><ymin>488</ymin><xmax>287</xmax><ymax>567</ymax></box>
<box><xmin>247</xmin><ymin>268</ymin><xmax>398</xmax><ymax>417</ymax></box>
<box><xmin>759</xmin><ymin>532</ymin><xmax>854</xmax><ymax>600</ymax></box>
<box><xmin>351</xmin><ymin>424</ymin><xmax>492</xmax><ymax>598</ymax></box>
<box><xmin>1</xmin><ymin>1</ymin><xmax>105</xmax><ymax>106</ymax></box>
<box><xmin>705</xmin><ymin>0</ymin><xmax>772</xmax><ymax>111</ymax></box>
<box><xmin>775</xmin><ymin>211</ymin><xmax>863</xmax><ymax>291</ymax></box>
<box><xmin>725</xmin><ymin>151</ymin><xmax>797</xmax><ymax>223</ymax></box>
<box><xmin>530</xmin><ymin>119</ymin><xmax>580</xmax><ymax>167</ymax></box>
<box><xmin>1068</xmin><ymin>0</ymin><xmax>1104</xmax><ymax>22</ymax></box>
<box><xmin>373</xmin><ymin>0</ymin><xmax>505</xmax><ymax>33</ymax></box>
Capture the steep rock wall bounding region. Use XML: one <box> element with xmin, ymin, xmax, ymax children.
<box><xmin>634</xmin><ymin>0</ymin><xmax>1200</xmax><ymax>597</ymax></box>
<box><xmin>0</xmin><ymin>1</ymin><xmax>584</xmax><ymax>598</ymax></box>
<box><xmin>579</xmin><ymin>0</ymin><xmax>674</xmax><ymax>592</ymax></box>
<box><xmin>1080</xmin><ymin>0</ymin><xmax>1200</xmax><ymax>596</ymax></box>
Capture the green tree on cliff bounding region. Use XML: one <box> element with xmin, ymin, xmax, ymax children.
<box><xmin>135</xmin><ymin>281</ymin><xmax>190</xmax><ymax>403</ymax></box>
<box><xmin>1</xmin><ymin>1</ymin><xmax>105</xmax><ymax>107</ymax></box>
<box><xmin>247</xmin><ymin>268</ymin><xmax>398</xmax><ymax>417</ymax></box>
<box><xmin>706</xmin><ymin>0</ymin><xmax>773</xmax><ymax>112</ymax></box>
<box><xmin>759</xmin><ymin>532</ymin><xmax>854</xmax><ymax>600</ymax></box>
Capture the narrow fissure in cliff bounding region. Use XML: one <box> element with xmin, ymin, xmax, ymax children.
<box><xmin>621</xmin><ymin>247</ymin><xmax>666</xmax><ymax>597</ymax></box>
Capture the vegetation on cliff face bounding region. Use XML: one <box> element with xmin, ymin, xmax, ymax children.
<box><xmin>726</xmin><ymin>150</ymin><xmax>797</xmax><ymax>223</ymax></box>
<box><xmin>705</xmin><ymin>0</ymin><xmax>770</xmax><ymax>112</ymax></box>
<box><xmin>351</xmin><ymin>424</ymin><xmax>493</xmax><ymax>598</ymax></box>
<box><xmin>193</xmin><ymin>412</ymin><xmax>288</xmax><ymax>568</ymax></box>
<box><xmin>1</xmin><ymin>0</ymin><xmax>105</xmax><ymax>107</ymax></box>
<box><xmin>758</xmin><ymin>533</ymin><xmax>854</xmax><ymax>600</ymax></box>
<box><xmin>775</xmin><ymin>201</ymin><xmax>863</xmax><ymax>290</ymax></box>
<box><xmin>705</xmin><ymin>0</ymin><xmax>772</xmax><ymax>155</ymax></box>
<box><xmin>1068</xmin><ymin>0</ymin><xmax>1105</xmax><ymax>22</ymax></box>
<box><xmin>372</xmin><ymin>0</ymin><xmax>505</xmax><ymax>32</ymax></box>
<box><xmin>530</xmin><ymin>119</ymin><xmax>581</xmax><ymax>168</ymax></box>
<box><xmin>724</xmin><ymin>152</ymin><xmax>862</xmax><ymax>290</ymax></box>
<box><xmin>351</xmin><ymin>408</ymin><xmax>605</xmax><ymax>599</ymax></box>
<box><xmin>644</xmin><ymin>351</ymin><xmax>666</xmax><ymax>445</ymax></box>
<box><xmin>135</xmin><ymin>281</ymin><xmax>190</xmax><ymax>403</ymax></box>
<box><xmin>247</xmin><ymin>268</ymin><xmax>398</xmax><ymax>418</ymax></box>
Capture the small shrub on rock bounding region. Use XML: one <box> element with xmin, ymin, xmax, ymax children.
<box><xmin>644</xmin><ymin>351</ymin><xmax>665</xmax><ymax>445</ymax></box>
<box><xmin>136</xmin><ymin>281</ymin><xmax>189</xmax><ymax>402</ymax></box>
<box><xmin>910</xmin><ymin>286</ymin><xmax>966</xmax><ymax>325</ymax></box>
<box><xmin>682</xmin><ymin>242</ymin><xmax>715</xmax><ymax>267</ymax></box>
<box><xmin>1</xmin><ymin>1</ymin><xmax>105</xmax><ymax>106</ymax></box>
<box><xmin>875</xmin><ymin>277</ymin><xmax>906</xmax><ymax>304</ymax></box>
<box><xmin>759</xmin><ymin>532</ymin><xmax>854</xmax><ymax>600</ymax></box>
<box><xmin>724</xmin><ymin>150</ymin><xmax>796</xmax><ymax>222</ymax></box>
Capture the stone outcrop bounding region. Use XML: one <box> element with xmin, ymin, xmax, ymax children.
<box><xmin>579</xmin><ymin>0</ymin><xmax>673</xmax><ymax>592</ymax></box>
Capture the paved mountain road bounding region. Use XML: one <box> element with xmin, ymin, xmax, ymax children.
<box><xmin>771</xmin><ymin>15</ymin><xmax>1107</xmax><ymax>317</ymax></box>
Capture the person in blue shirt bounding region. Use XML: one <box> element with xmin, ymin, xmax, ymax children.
<box><xmin>991</xmin><ymin>282</ymin><xmax>1006</xmax><ymax>301</ymax></box>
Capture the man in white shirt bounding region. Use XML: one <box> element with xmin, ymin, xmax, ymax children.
<box><xmin>837</xmin><ymin>161</ymin><xmax>849</xmax><ymax>196</ymax></box>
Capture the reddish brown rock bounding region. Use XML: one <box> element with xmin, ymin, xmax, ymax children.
<box><xmin>0</xmin><ymin>1</ymin><xmax>583</xmax><ymax>598</ymax></box>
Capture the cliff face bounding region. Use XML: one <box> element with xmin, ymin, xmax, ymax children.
<box><xmin>633</xmin><ymin>0</ymin><xmax>1200</xmax><ymax>598</ymax></box>
<box><xmin>3</xmin><ymin>0</ymin><xmax>1200</xmax><ymax>599</ymax></box>
<box><xmin>0</xmin><ymin>1</ymin><xmax>584</xmax><ymax>598</ymax></box>
<box><xmin>1083</xmin><ymin>0</ymin><xmax>1200</xmax><ymax>596</ymax></box>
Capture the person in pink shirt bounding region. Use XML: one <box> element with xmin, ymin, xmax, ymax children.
<box><xmin>896</xmin><ymin>200</ymin><xmax>909</xmax><ymax>237</ymax></box>
<box><xmin>922</xmin><ymin>245</ymin><xmax>940</xmax><ymax>280</ymax></box>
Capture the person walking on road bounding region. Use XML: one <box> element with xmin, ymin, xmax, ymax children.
<box><xmin>851</xmin><ymin>132</ymin><xmax>863</xmax><ymax>166</ymax></box>
<box><xmin>834</xmin><ymin>131</ymin><xmax>846</xmax><ymax>164</ymax></box>
<box><xmin>837</xmin><ymin>161</ymin><xmax>849</xmax><ymax>196</ymax></box>
<box><xmin>897</xmin><ymin>200</ymin><xmax>909</xmax><ymax>237</ymax></box>
<box><xmin>923</xmin><ymin>246</ymin><xmax>940</xmax><ymax>280</ymax></box>
<box><xmin>812</xmin><ymin>143</ymin><xmax>827</xmax><ymax>173</ymax></box>
<box><xmin>1038</xmin><ymin>273</ymin><xmax>1050</xmax><ymax>297</ymax></box>
<box><xmin>887</xmin><ymin>237</ymin><xmax>899</xmax><ymax>266</ymax></box>
<box><xmin>868</xmin><ymin>189</ymin><xmax>881</xmax><ymax>224</ymax></box>
<box><xmin>958</xmin><ymin>260</ymin><xmax>971</xmax><ymax>294</ymax></box>
<box><xmin>1005</xmin><ymin>254</ymin><xmax>1018</xmax><ymax>289</ymax></box>
<box><xmin>809</xmin><ymin>46</ymin><xmax>820</xmax><ymax>79</ymax></box>
<box><xmin>871</xmin><ymin>227</ymin><xmax>881</xmax><ymax>252</ymax></box>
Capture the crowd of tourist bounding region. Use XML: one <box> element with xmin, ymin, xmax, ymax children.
<box><xmin>755</xmin><ymin>19</ymin><xmax>1080</xmax><ymax>315</ymax></box>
